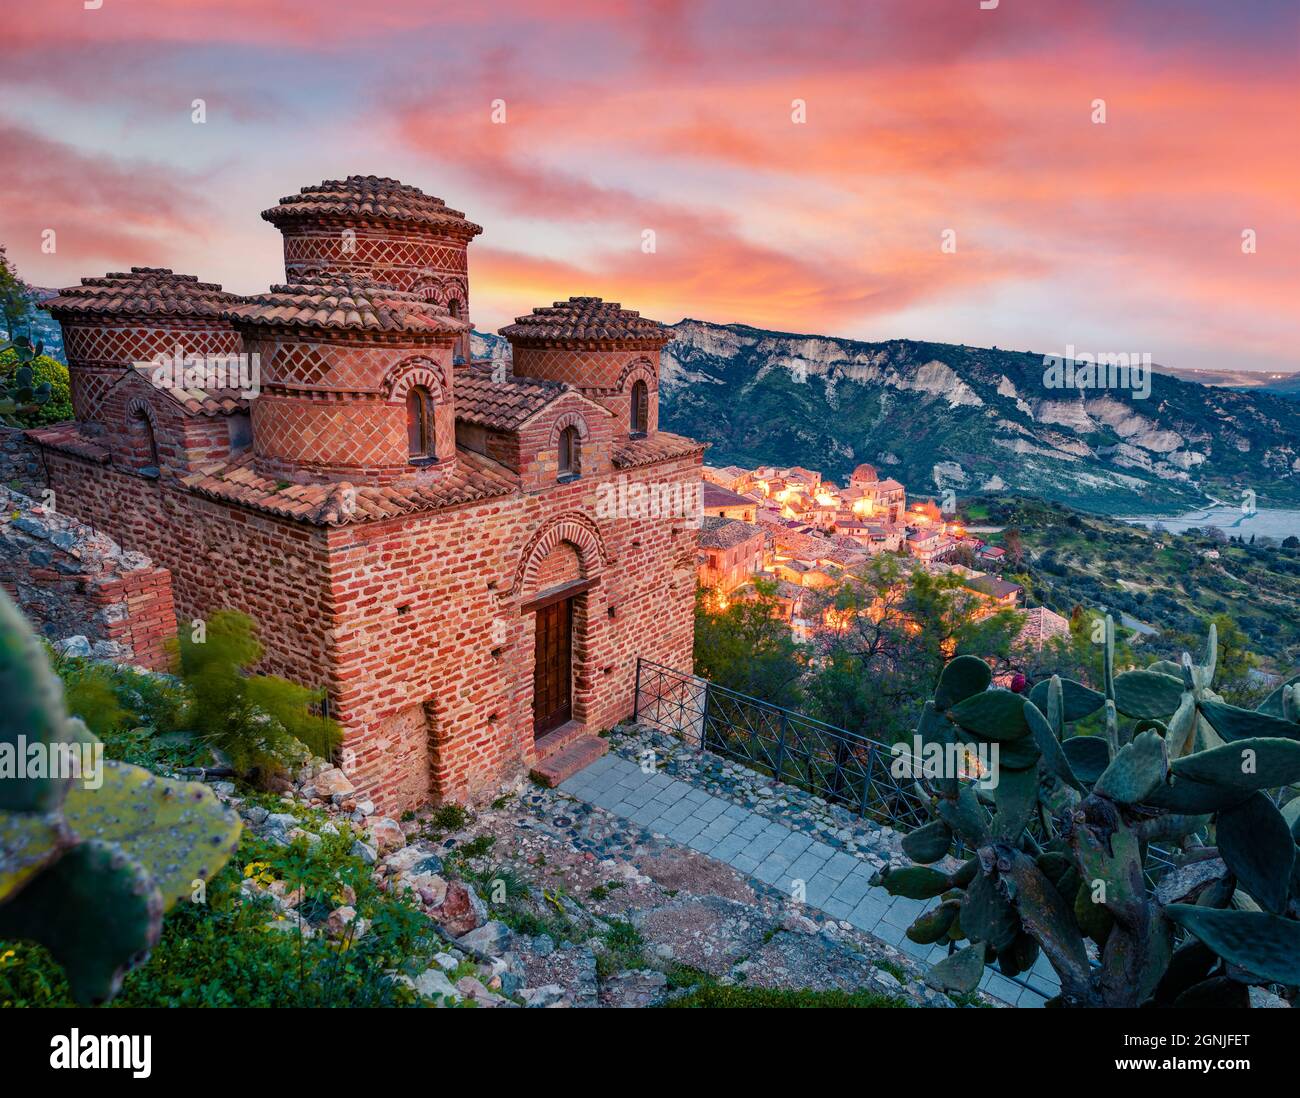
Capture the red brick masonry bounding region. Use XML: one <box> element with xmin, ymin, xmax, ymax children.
<box><xmin>28</xmin><ymin>176</ymin><xmax>704</xmax><ymax>813</ymax></box>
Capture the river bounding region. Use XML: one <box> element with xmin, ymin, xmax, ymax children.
<box><xmin>1119</xmin><ymin>506</ymin><xmax>1300</xmax><ymax>539</ymax></box>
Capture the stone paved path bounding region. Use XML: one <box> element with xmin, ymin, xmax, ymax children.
<box><xmin>560</xmin><ymin>751</ymin><xmax>1059</xmax><ymax>1006</ymax></box>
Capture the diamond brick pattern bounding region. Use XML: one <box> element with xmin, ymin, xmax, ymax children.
<box><xmin>69</xmin><ymin>367</ymin><xmax>121</xmax><ymax>422</ymax></box>
<box><xmin>284</xmin><ymin>234</ymin><xmax>468</xmax><ymax>274</ymax></box>
<box><xmin>64</xmin><ymin>323</ymin><xmax>240</xmax><ymax>367</ymax></box>
<box><xmin>252</xmin><ymin>396</ymin><xmax>409</xmax><ymax>469</ymax></box>
<box><xmin>513</xmin><ymin>347</ymin><xmax>654</xmax><ymax>390</ymax></box>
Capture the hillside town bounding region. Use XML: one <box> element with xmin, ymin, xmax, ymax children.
<box><xmin>697</xmin><ymin>462</ymin><xmax>1069</xmax><ymax>647</ymax></box>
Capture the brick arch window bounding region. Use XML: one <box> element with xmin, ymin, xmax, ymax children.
<box><xmin>125</xmin><ymin>398</ymin><xmax>161</xmax><ymax>476</ymax></box>
<box><xmin>134</xmin><ymin>409</ymin><xmax>159</xmax><ymax>470</ymax></box>
<box><xmin>406</xmin><ymin>385</ymin><xmax>435</xmax><ymax>460</ymax></box>
<box><xmin>630</xmin><ymin>379</ymin><xmax>649</xmax><ymax>436</ymax></box>
<box><xmin>558</xmin><ymin>425</ymin><xmax>581</xmax><ymax>479</ymax></box>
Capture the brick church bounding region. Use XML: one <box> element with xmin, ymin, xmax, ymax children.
<box><xmin>29</xmin><ymin>175</ymin><xmax>703</xmax><ymax>811</ymax></box>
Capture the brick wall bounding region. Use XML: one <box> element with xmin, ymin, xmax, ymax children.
<box><xmin>40</xmin><ymin>451</ymin><xmax>334</xmax><ymax>685</ymax></box>
<box><xmin>320</xmin><ymin>450</ymin><xmax>701</xmax><ymax>812</ymax></box>
<box><xmin>37</xmin><ymin>436</ymin><xmax>700</xmax><ymax>815</ymax></box>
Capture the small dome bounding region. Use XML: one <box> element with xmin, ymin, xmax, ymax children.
<box><xmin>500</xmin><ymin>296</ymin><xmax>670</xmax><ymax>347</ymax></box>
<box><xmin>45</xmin><ymin>268</ymin><xmax>240</xmax><ymax>318</ymax></box>
<box><xmin>223</xmin><ymin>276</ymin><xmax>468</xmax><ymax>335</ymax></box>
<box><xmin>261</xmin><ymin>175</ymin><xmax>482</xmax><ymax>239</ymax></box>
<box><xmin>851</xmin><ymin>463</ymin><xmax>879</xmax><ymax>482</ymax></box>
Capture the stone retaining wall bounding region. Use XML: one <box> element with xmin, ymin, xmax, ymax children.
<box><xmin>0</xmin><ymin>485</ymin><xmax>177</xmax><ymax>669</ymax></box>
<box><xmin>0</xmin><ymin>424</ymin><xmax>48</xmax><ymax>497</ymax></box>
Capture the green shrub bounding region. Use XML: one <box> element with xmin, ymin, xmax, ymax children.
<box><xmin>0</xmin><ymin>349</ymin><xmax>71</xmax><ymax>426</ymax></box>
<box><xmin>1</xmin><ymin>810</ymin><xmax>439</xmax><ymax>1008</ymax></box>
<box><xmin>173</xmin><ymin>610</ymin><xmax>340</xmax><ymax>780</ymax></box>
<box><xmin>57</xmin><ymin>661</ymin><xmax>130</xmax><ymax>737</ymax></box>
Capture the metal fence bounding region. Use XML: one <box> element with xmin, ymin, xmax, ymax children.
<box><xmin>632</xmin><ymin>658</ymin><xmax>1178</xmax><ymax>882</ymax></box>
<box><xmin>633</xmin><ymin>658</ymin><xmax>932</xmax><ymax>830</ymax></box>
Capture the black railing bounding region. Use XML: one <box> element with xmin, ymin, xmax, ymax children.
<box><xmin>634</xmin><ymin>658</ymin><xmax>931</xmax><ymax>830</ymax></box>
<box><xmin>633</xmin><ymin>658</ymin><xmax>1180</xmax><ymax>879</ymax></box>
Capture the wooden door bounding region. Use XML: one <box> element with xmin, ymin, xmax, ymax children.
<box><xmin>532</xmin><ymin>597</ymin><xmax>572</xmax><ymax>738</ymax></box>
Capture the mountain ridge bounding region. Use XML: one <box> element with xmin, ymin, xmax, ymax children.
<box><xmin>655</xmin><ymin>318</ymin><xmax>1300</xmax><ymax>515</ymax></box>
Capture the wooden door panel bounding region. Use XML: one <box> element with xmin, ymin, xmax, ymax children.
<box><xmin>533</xmin><ymin>598</ymin><xmax>572</xmax><ymax>737</ymax></box>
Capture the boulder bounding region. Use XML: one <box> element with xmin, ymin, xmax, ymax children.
<box><xmin>368</xmin><ymin>817</ymin><xmax>406</xmax><ymax>854</ymax></box>
<box><xmin>311</xmin><ymin>767</ymin><xmax>355</xmax><ymax>797</ymax></box>
<box><xmin>435</xmin><ymin>881</ymin><xmax>487</xmax><ymax>937</ymax></box>
<box><xmin>457</xmin><ymin>920</ymin><xmax>512</xmax><ymax>956</ymax></box>
<box><xmin>520</xmin><ymin>984</ymin><xmax>568</xmax><ymax>1008</ymax></box>
<box><xmin>413</xmin><ymin>968</ymin><xmax>461</xmax><ymax>1002</ymax></box>
<box><xmin>600</xmin><ymin>968</ymin><xmax>668</xmax><ymax>1008</ymax></box>
<box><xmin>325</xmin><ymin>905</ymin><xmax>368</xmax><ymax>941</ymax></box>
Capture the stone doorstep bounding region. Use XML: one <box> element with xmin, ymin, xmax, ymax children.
<box><xmin>532</xmin><ymin>720</ymin><xmax>590</xmax><ymax>764</ymax></box>
<box><xmin>530</xmin><ymin>734</ymin><xmax>610</xmax><ymax>788</ymax></box>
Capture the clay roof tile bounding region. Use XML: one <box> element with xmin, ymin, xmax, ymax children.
<box><xmin>44</xmin><ymin>268</ymin><xmax>241</xmax><ymax>320</ymax></box>
<box><xmin>500</xmin><ymin>296</ymin><xmax>670</xmax><ymax>348</ymax></box>
<box><xmin>222</xmin><ymin>276</ymin><xmax>467</xmax><ymax>336</ymax></box>
<box><xmin>261</xmin><ymin>175</ymin><xmax>483</xmax><ymax>239</ymax></box>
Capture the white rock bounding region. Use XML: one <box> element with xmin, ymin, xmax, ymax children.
<box><xmin>413</xmin><ymin>968</ymin><xmax>460</xmax><ymax>1002</ymax></box>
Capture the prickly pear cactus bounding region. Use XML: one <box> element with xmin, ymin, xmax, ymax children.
<box><xmin>0</xmin><ymin>589</ymin><xmax>241</xmax><ymax>1003</ymax></box>
<box><xmin>876</xmin><ymin>622</ymin><xmax>1300</xmax><ymax>1007</ymax></box>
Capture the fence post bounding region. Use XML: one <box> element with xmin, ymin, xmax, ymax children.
<box><xmin>774</xmin><ymin>712</ymin><xmax>788</xmax><ymax>784</ymax></box>
<box><xmin>632</xmin><ymin>658</ymin><xmax>642</xmax><ymax>723</ymax></box>
<box><xmin>859</xmin><ymin>744</ymin><xmax>876</xmax><ymax>819</ymax></box>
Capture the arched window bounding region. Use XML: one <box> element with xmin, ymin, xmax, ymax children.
<box><xmin>558</xmin><ymin>425</ymin><xmax>580</xmax><ymax>478</ymax></box>
<box><xmin>406</xmin><ymin>385</ymin><xmax>434</xmax><ymax>459</ymax></box>
<box><xmin>630</xmin><ymin>379</ymin><xmax>649</xmax><ymax>436</ymax></box>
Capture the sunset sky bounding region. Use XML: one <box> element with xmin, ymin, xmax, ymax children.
<box><xmin>3</xmin><ymin>0</ymin><xmax>1297</xmax><ymax>372</ymax></box>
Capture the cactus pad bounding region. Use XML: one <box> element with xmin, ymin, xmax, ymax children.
<box><xmin>924</xmin><ymin>942</ymin><xmax>985</xmax><ymax>994</ymax></box>
<box><xmin>1113</xmin><ymin>670</ymin><xmax>1184</xmax><ymax>720</ymax></box>
<box><xmin>0</xmin><ymin>591</ymin><xmax>76</xmax><ymax>813</ymax></box>
<box><xmin>934</xmin><ymin>655</ymin><xmax>992</xmax><ymax>710</ymax></box>
<box><xmin>0</xmin><ymin>809</ymin><xmax>72</xmax><ymax>904</ymax></box>
<box><xmin>1164</xmin><ymin>905</ymin><xmax>1300</xmax><ymax>986</ymax></box>
<box><xmin>1028</xmin><ymin>677</ymin><xmax>1104</xmax><ymax>723</ymax></box>
<box><xmin>0</xmin><ymin>838</ymin><xmax>163</xmax><ymax>1004</ymax></box>
<box><xmin>1215</xmin><ymin>791</ymin><xmax>1296</xmax><ymax>914</ymax></box>
<box><xmin>1171</xmin><ymin>737</ymin><xmax>1300</xmax><ymax>790</ymax></box>
<box><xmin>1093</xmin><ymin>729</ymin><xmax>1168</xmax><ymax>804</ymax></box>
<box><xmin>62</xmin><ymin>759</ymin><xmax>242</xmax><ymax>912</ymax></box>
<box><xmin>947</xmin><ymin>689</ymin><xmax>1031</xmax><ymax>741</ymax></box>
<box><xmin>1198</xmin><ymin>699</ymin><xmax>1300</xmax><ymax>744</ymax></box>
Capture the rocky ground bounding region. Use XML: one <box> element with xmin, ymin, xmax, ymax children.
<box><xmin>201</xmin><ymin>723</ymin><xmax>985</xmax><ymax>1008</ymax></box>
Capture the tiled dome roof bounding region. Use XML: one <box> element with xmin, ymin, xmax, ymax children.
<box><xmin>44</xmin><ymin>268</ymin><xmax>240</xmax><ymax>318</ymax></box>
<box><xmin>851</xmin><ymin>463</ymin><xmax>879</xmax><ymax>482</ymax></box>
<box><xmin>500</xmin><ymin>296</ymin><xmax>670</xmax><ymax>347</ymax></box>
<box><xmin>261</xmin><ymin>175</ymin><xmax>483</xmax><ymax>238</ymax></box>
<box><xmin>222</xmin><ymin>277</ymin><xmax>468</xmax><ymax>334</ymax></box>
